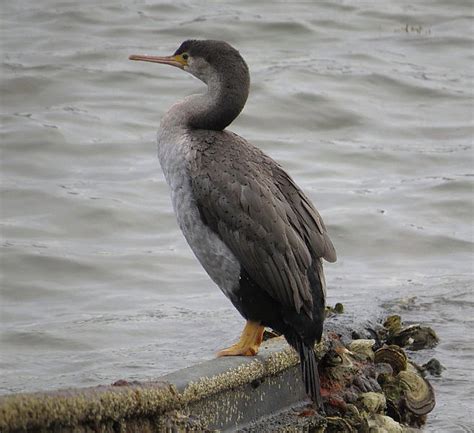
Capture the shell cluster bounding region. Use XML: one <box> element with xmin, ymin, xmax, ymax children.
<box><xmin>319</xmin><ymin>311</ymin><xmax>439</xmax><ymax>432</ymax></box>
<box><xmin>383</xmin><ymin>315</ymin><xmax>439</xmax><ymax>351</ymax></box>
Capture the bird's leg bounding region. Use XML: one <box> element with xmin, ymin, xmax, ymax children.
<box><xmin>217</xmin><ymin>320</ymin><xmax>265</xmax><ymax>357</ymax></box>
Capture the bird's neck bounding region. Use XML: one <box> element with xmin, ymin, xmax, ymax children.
<box><xmin>167</xmin><ymin>70</ymin><xmax>249</xmax><ymax>132</ymax></box>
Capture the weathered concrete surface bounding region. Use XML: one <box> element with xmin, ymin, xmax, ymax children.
<box><xmin>160</xmin><ymin>336</ymin><xmax>322</xmax><ymax>431</ymax></box>
<box><xmin>0</xmin><ymin>337</ymin><xmax>321</xmax><ymax>433</ymax></box>
<box><xmin>0</xmin><ymin>314</ymin><xmax>438</xmax><ymax>433</ymax></box>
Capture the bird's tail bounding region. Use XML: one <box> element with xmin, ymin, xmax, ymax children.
<box><xmin>294</xmin><ymin>339</ymin><xmax>324</xmax><ymax>411</ymax></box>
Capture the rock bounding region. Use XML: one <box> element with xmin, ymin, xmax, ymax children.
<box><xmin>368</xmin><ymin>414</ymin><xmax>406</xmax><ymax>433</ymax></box>
<box><xmin>421</xmin><ymin>358</ymin><xmax>445</xmax><ymax>377</ymax></box>
<box><xmin>357</xmin><ymin>392</ymin><xmax>386</xmax><ymax>414</ymax></box>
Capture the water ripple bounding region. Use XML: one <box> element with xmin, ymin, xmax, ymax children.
<box><xmin>1</xmin><ymin>3</ymin><xmax>472</xmax><ymax>430</ymax></box>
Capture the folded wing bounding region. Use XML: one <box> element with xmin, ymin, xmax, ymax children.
<box><xmin>188</xmin><ymin>132</ymin><xmax>336</xmax><ymax>316</ymax></box>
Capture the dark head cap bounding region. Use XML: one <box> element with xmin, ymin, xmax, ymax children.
<box><xmin>174</xmin><ymin>40</ymin><xmax>243</xmax><ymax>64</ymax></box>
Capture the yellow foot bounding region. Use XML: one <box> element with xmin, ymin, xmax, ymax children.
<box><xmin>217</xmin><ymin>320</ymin><xmax>265</xmax><ymax>357</ymax></box>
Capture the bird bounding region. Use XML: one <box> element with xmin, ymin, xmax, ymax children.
<box><xmin>129</xmin><ymin>40</ymin><xmax>336</xmax><ymax>409</ymax></box>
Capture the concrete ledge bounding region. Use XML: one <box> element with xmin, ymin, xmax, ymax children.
<box><xmin>0</xmin><ymin>315</ymin><xmax>438</xmax><ymax>432</ymax></box>
<box><xmin>0</xmin><ymin>337</ymin><xmax>321</xmax><ymax>433</ymax></box>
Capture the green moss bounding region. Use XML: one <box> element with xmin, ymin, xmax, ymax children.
<box><xmin>0</xmin><ymin>383</ymin><xmax>181</xmax><ymax>432</ymax></box>
<box><xmin>0</xmin><ymin>341</ymin><xmax>304</xmax><ymax>432</ymax></box>
<box><xmin>182</xmin><ymin>344</ymin><xmax>300</xmax><ymax>403</ymax></box>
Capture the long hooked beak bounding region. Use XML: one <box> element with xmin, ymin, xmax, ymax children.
<box><xmin>128</xmin><ymin>54</ymin><xmax>186</xmax><ymax>69</ymax></box>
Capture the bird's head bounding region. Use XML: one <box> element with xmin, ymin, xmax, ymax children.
<box><xmin>129</xmin><ymin>39</ymin><xmax>249</xmax><ymax>87</ymax></box>
<box><xmin>129</xmin><ymin>40</ymin><xmax>250</xmax><ymax>130</ymax></box>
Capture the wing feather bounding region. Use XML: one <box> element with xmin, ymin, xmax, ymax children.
<box><xmin>272</xmin><ymin>165</ymin><xmax>337</xmax><ymax>263</ymax></box>
<box><xmin>188</xmin><ymin>131</ymin><xmax>336</xmax><ymax>314</ymax></box>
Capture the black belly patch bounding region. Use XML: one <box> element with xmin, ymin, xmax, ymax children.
<box><xmin>230</xmin><ymin>268</ymin><xmax>282</xmax><ymax>328</ymax></box>
<box><xmin>230</xmin><ymin>266</ymin><xmax>325</xmax><ymax>346</ymax></box>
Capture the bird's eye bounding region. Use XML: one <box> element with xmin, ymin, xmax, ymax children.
<box><xmin>182</xmin><ymin>53</ymin><xmax>189</xmax><ymax>60</ymax></box>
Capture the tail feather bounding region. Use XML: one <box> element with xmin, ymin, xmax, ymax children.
<box><xmin>296</xmin><ymin>341</ymin><xmax>324</xmax><ymax>411</ymax></box>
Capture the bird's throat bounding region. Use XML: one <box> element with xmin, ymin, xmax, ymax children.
<box><xmin>185</xmin><ymin>75</ymin><xmax>249</xmax><ymax>131</ymax></box>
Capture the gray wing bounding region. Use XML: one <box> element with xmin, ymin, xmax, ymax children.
<box><xmin>188</xmin><ymin>131</ymin><xmax>336</xmax><ymax>315</ymax></box>
<box><xmin>270</xmin><ymin>164</ymin><xmax>337</xmax><ymax>263</ymax></box>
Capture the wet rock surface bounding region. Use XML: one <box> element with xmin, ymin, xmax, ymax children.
<box><xmin>237</xmin><ymin>312</ymin><xmax>439</xmax><ymax>432</ymax></box>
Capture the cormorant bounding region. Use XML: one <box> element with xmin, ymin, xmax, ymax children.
<box><xmin>129</xmin><ymin>40</ymin><xmax>336</xmax><ymax>408</ymax></box>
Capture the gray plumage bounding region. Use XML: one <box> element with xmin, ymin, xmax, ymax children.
<box><xmin>174</xmin><ymin>40</ymin><xmax>249</xmax><ymax>131</ymax></box>
<box><xmin>153</xmin><ymin>40</ymin><xmax>335</xmax><ymax>315</ymax></box>
<box><xmin>187</xmin><ymin>128</ymin><xmax>336</xmax><ymax>315</ymax></box>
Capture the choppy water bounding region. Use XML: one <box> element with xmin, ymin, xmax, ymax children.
<box><xmin>1</xmin><ymin>1</ymin><xmax>473</xmax><ymax>430</ymax></box>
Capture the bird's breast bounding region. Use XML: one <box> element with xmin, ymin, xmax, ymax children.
<box><xmin>157</xmin><ymin>127</ymin><xmax>241</xmax><ymax>298</ymax></box>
